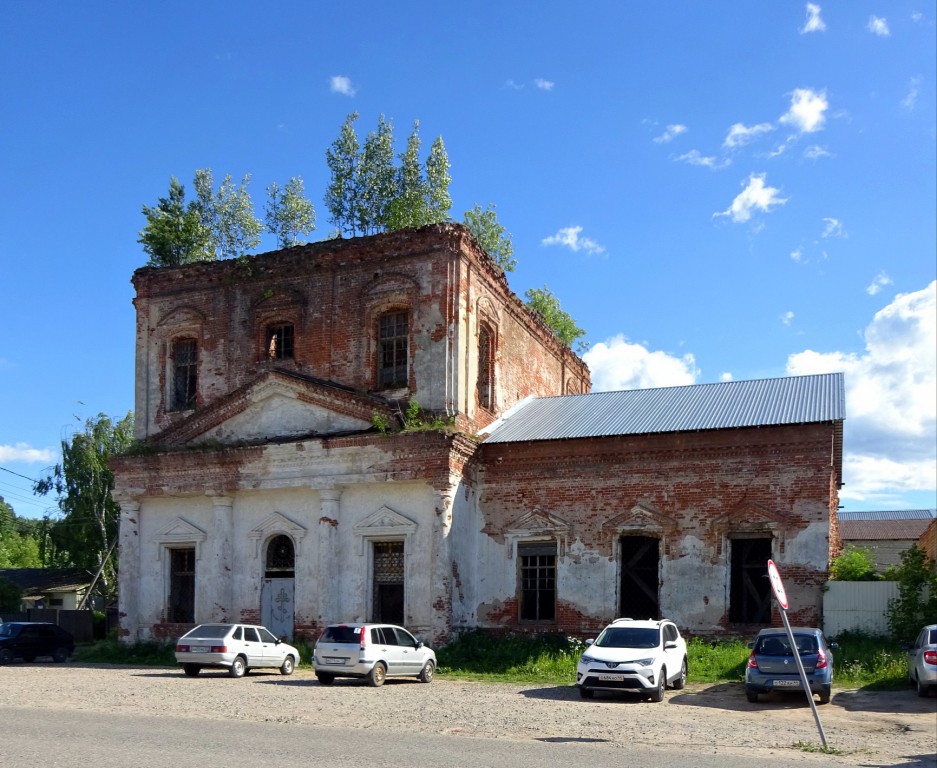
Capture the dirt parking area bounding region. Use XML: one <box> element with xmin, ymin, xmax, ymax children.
<box><xmin>3</xmin><ymin>663</ymin><xmax>935</xmax><ymax>765</ymax></box>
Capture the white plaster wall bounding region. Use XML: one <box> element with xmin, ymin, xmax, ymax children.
<box><xmin>661</xmin><ymin>535</ymin><xmax>727</xmax><ymax>631</ymax></box>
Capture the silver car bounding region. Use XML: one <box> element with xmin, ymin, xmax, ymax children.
<box><xmin>313</xmin><ymin>623</ymin><xmax>436</xmax><ymax>686</ymax></box>
<box><xmin>905</xmin><ymin>624</ymin><xmax>937</xmax><ymax>698</ymax></box>
<box><xmin>174</xmin><ymin>623</ymin><xmax>300</xmax><ymax>678</ymax></box>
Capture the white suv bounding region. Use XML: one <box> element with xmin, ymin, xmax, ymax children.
<box><xmin>314</xmin><ymin>623</ymin><xmax>436</xmax><ymax>686</ymax></box>
<box><xmin>576</xmin><ymin>618</ymin><xmax>687</xmax><ymax>701</ymax></box>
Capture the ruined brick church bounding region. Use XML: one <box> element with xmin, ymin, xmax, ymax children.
<box><xmin>112</xmin><ymin>224</ymin><xmax>844</xmax><ymax>643</ymax></box>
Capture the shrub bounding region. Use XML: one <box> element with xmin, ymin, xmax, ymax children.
<box><xmin>886</xmin><ymin>544</ymin><xmax>937</xmax><ymax>643</ymax></box>
<box><xmin>829</xmin><ymin>544</ymin><xmax>879</xmax><ymax>581</ymax></box>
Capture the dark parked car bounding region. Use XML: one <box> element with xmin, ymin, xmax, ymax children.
<box><xmin>745</xmin><ymin>627</ymin><xmax>837</xmax><ymax>704</ymax></box>
<box><xmin>0</xmin><ymin>621</ymin><xmax>75</xmax><ymax>664</ymax></box>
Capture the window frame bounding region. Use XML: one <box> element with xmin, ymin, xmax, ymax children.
<box><xmin>377</xmin><ymin>310</ymin><xmax>409</xmax><ymax>389</ymax></box>
<box><xmin>170</xmin><ymin>337</ymin><xmax>198</xmax><ymax>412</ymax></box>
<box><xmin>518</xmin><ymin>541</ymin><xmax>557</xmax><ymax>623</ymax></box>
<box><xmin>167</xmin><ymin>546</ymin><xmax>196</xmax><ymax>624</ymax></box>
<box><xmin>265</xmin><ymin>322</ymin><xmax>295</xmax><ymax>361</ymax></box>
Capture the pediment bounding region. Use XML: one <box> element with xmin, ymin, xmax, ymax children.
<box><xmin>710</xmin><ymin>501</ymin><xmax>794</xmax><ymax>532</ymax></box>
<box><xmin>506</xmin><ymin>507</ymin><xmax>570</xmax><ymax>537</ymax></box>
<box><xmin>156</xmin><ymin>370</ymin><xmax>393</xmax><ymax>447</ymax></box>
<box><xmin>602</xmin><ymin>503</ymin><xmax>678</xmax><ymax>535</ymax></box>
<box><xmin>353</xmin><ymin>506</ymin><xmax>418</xmax><ymax>538</ymax></box>
<box><xmin>248</xmin><ymin>511</ymin><xmax>307</xmax><ymax>558</ymax></box>
<box><xmin>154</xmin><ymin>516</ymin><xmax>207</xmax><ymax>561</ymax></box>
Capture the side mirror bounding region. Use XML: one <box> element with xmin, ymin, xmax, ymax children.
<box><xmin>585</xmin><ymin>638</ymin><xmax>595</xmax><ymax>647</ymax></box>
<box><xmin>829</xmin><ymin>642</ymin><xmax>839</xmax><ymax>650</ymax></box>
<box><xmin>747</xmin><ymin>642</ymin><xmax>756</xmax><ymax>649</ymax></box>
<box><xmin>416</xmin><ymin>640</ymin><xmax>424</xmax><ymax>649</ymax></box>
<box><xmin>664</xmin><ymin>641</ymin><xmax>678</xmax><ymax>650</ymax></box>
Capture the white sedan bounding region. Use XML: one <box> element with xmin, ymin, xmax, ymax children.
<box><xmin>175</xmin><ymin>623</ymin><xmax>299</xmax><ymax>678</ymax></box>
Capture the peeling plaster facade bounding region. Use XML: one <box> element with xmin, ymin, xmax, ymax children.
<box><xmin>113</xmin><ymin>224</ymin><xmax>842</xmax><ymax>645</ymax></box>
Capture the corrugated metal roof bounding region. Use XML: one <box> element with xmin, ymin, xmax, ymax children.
<box><xmin>838</xmin><ymin>509</ymin><xmax>936</xmax><ymax>521</ymax></box>
<box><xmin>481</xmin><ymin>372</ymin><xmax>844</xmax><ymax>444</ymax></box>
<box><xmin>840</xmin><ymin>519</ymin><xmax>935</xmax><ymax>540</ymax></box>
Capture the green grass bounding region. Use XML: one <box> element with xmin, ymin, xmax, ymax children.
<box><xmin>74</xmin><ymin>627</ymin><xmax>908</xmax><ymax>691</ymax></box>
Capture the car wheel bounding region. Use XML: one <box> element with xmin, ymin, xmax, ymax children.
<box><xmin>367</xmin><ymin>662</ymin><xmax>386</xmax><ymax>687</ymax></box>
<box><xmin>745</xmin><ymin>689</ymin><xmax>760</xmax><ymax>703</ymax></box>
<box><xmin>0</xmin><ymin>649</ymin><xmax>13</xmax><ymax>664</ymax></box>
<box><xmin>229</xmin><ymin>656</ymin><xmax>247</xmax><ymax>678</ymax></box>
<box><xmin>280</xmin><ymin>656</ymin><xmax>295</xmax><ymax>676</ymax></box>
<box><xmin>818</xmin><ymin>686</ymin><xmax>831</xmax><ymax>704</ymax></box>
<box><xmin>23</xmin><ymin>655</ymin><xmax>36</xmax><ymax>663</ymax></box>
<box><xmin>579</xmin><ymin>687</ymin><xmax>595</xmax><ymax>699</ymax></box>
<box><xmin>183</xmin><ymin>664</ymin><xmax>201</xmax><ymax>677</ymax></box>
<box><xmin>52</xmin><ymin>647</ymin><xmax>69</xmax><ymax>663</ymax></box>
<box><xmin>917</xmin><ymin>677</ymin><xmax>930</xmax><ymax>698</ymax></box>
<box><xmin>418</xmin><ymin>660</ymin><xmax>435</xmax><ymax>683</ymax></box>
<box><xmin>672</xmin><ymin>657</ymin><xmax>687</xmax><ymax>690</ymax></box>
<box><xmin>650</xmin><ymin>668</ymin><xmax>666</xmax><ymax>702</ymax></box>
<box><xmin>316</xmin><ymin>672</ymin><xmax>335</xmax><ymax>686</ymax></box>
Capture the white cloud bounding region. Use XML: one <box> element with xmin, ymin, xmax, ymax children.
<box><xmin>653</xmin><ymin>124</ymin><xmax>688</xmax><ymax>144</ymax></box>
<box><xmin>902</xmin><ymin>76</ymin><xmax>921</xmax><ymax>110</ymax></box>
<box><xmin>720</xmin><ymin>372</ymin><xmax>734</xmax><ymax>382</ymax></box>
<box><xmin>779</xmin><ymin>88</ymin><xmax>828</xmax><ymax>133</ymax></box>
<box><xmin>674</xmin><ymin>150</ymin><xmax>729</xmax><ymax>169</ymax></box>
<box><xmin>801</xmin><ymin>4</ymin><xmax>827</xmax><ymax>33</ymax></box>
<box><xmin>541</xmin><ymin>226</ymin><xmax>605</xmax><ymax>255</ymax></box>
<box><xmin>803</xmin><ymin>144</ymin><xmax>832</xmax><ymax>160</ymax></box>
<box><xmin>868</xmin><ymin>16</ymin><xmax>890</xmax><ymax>36</ymax></box>
<box><xmin>781</xmin><ymin>311</ymin><xmax>795</xmax><ymax>326</ymax></box>
<box><xmin>790</xmin><ymin>247</ymin><xmax>805</xmax><ymax>263</ymax></box>
<box><xmin>583</xmin><ymin>335</ymin><xmax>699</xmax><ymax>392</ymax></box>
<box><xmin>866</xmin><ymin>271</ymin><xmax>893</xmax><ymax>296</ymax></box>
<box><xmin>715</xmin><ymin>173</ymin><xmax>788</xmax><ymax>223</ymax></box>
<box><xmin>821</xmin><ymin>217</ymin><xmax>846</xmax><ymax>238</ymax></box>
<box><xmin>0</xmin><ymin>443</ymin><xmax>55</xmax><ymax>464</ymax></box>
<box><xmin>787</xmin><ymin>281</ymin><xmax>937</xmax><ymax>504</ymax></box>
<box><xmin>330</xmin><ymin>76</ymin><xmax>356</xmax><ymax>96</ymax></box>
<box><xmin>534</xmin><ymin>78</ymin><xmax>555</xmax><ymax>91</ymax></box>
<box><xmin>504</xmin><ymin>79</ymin><xmax>524</xmax><ymax>90</ymax></box>
<box><xmin>723</xmin><ymin>122</ymin><xmax>774</xmax><ymax>149</ymax></box>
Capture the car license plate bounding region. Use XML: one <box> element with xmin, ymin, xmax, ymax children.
<box><xmin>597</xmin><ymin>674</ymin><xmax>621</xmax><ymax>681</ymax></box>
<box><xmin>189</xmin><ymin>646</ymin><xmax>209</xmax><ymax>653</ymax></box>
<box><xmin>774</xmin><ymin>679</ymin><xmax>799</xmax><ymax>687</ymax></box>
<box><xmin>324</xmin><ymin>657</ymin><xmax>345</xmax><ymax>665</ymax></box>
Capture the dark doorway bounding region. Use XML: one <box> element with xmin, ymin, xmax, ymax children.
<box><xmin>619</xmin><ymin>536</ymin><xmax>660</xmax><ymax>620</ymax></box>
<box><xmin>729</xmin><ymin>537</ymin><xmax>773</xmax><ymax>623</ymax></box>
<box><xmin>372</xmin><ymin>541</ymin><xmax>404</xmax><ymax>624</ymax></box>
<box><xmin>168</xmin><ymin>547</ymin><xmax>195</xmax><ymax>623</ymax></box>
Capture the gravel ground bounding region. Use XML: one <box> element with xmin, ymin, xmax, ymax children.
<box><xmin>2</xmin><ymin>663</ymin><xmax>935</xmax><ymax>765</ymax></box>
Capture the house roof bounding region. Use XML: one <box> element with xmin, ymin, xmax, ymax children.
<box><xmin>481</xmin><ymin>373</ymin><xmax>845</xmax><ymax>445</ymax></box>
<box><xmin>0</xmin><ymin>568</ymin><xmax>94</xmax><ymax>597</ymax></box>
<box><xmin>838</xmin><ymin>509</ymin><xmax>936</xmax><ymax>521</ymax></box>
<box><xmin>840</xmin><ymin>519</ymin><xmax>935</xmax><ymax>542</ymax></box>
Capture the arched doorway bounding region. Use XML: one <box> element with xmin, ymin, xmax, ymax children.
<box><xmin>261</xmin><ymin>534</ymin><xmax>295</xmax><ymax>640</ymax></box>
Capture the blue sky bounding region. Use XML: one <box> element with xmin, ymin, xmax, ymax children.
<box><xmin>1</xmin><ymin>2</ymin><xmax>934</xmax><ymax>519</ymax></box>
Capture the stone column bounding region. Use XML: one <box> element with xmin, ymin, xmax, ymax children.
<box><xmin>317</xmin><ymin>488</ymin><xmax>342</xmax><ymax>625</ymax></box>
<box><xmin>208</xmin><ymin>494</ymin><xmax>234</xmax><ymax>622</ymax></box>
<box><xmin>116</xmin><ymin>498</ymin><xmax>141</xmax><ymax>643</ymax></box>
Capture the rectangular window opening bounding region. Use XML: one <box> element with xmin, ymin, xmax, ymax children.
<box><xmin>519</xmin><ymin>542</ymin><xmax>556</xmax><ymax>622</ymax></box>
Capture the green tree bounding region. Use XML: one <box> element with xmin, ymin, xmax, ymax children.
<box><xmin>0</xmin><ymin>497</ymin><xmax>44</xmax><ymax>568</ymax></box>
<box><xmin>886</xmin><ymin>545</ymin><xmax>937</xmax><ymax>642</ymax></box>
<box><xmin>384</xmin><ymin>121</ymin><xmax>426</xmax><ymax>231</ymax></box>
<box><xmin>34</xmin><ymin>412</ymin><xmax>135</xmax><ymax>603</ymax></box>
<box><xmin>265</xmin><ymin>177</ymin><xmax>316</xmax><ymax>248</ymax></box>
<box><xmin>196</xmin><ymin>169</ymin><xmax>263</xmax><ymax>259</ymax></box>
<box><xmin>0</xmin><ymin>576</ymin><xmax>22</xmax><ymax>612</ymax></box>
<box><xmin>138</xmin><ymin>177</ymin><xmax>213</xmax><ymax>267</ymax></box>
<box><xmin>325</xmin><ymin>112</ymin><xmax>361</xmax><ymax>237</ymax></box>
<box><xmin>463</xmin><ymin>204</ymin><xmax>516</xmax><ymax>273</ymax></box>
<box><xmin>424</xmin><ymin>135</ymin><xmax>452</xmax><ymax>224</ymax></box>
<box><xmin>525</xmin><ymin>285</ymin><xmax>588</xmax><ymax>351</ymax></box>
<box><xmin>356</xmin><ymin>114</ymin><xmax>396</xmax><ymax>235</ymax></box>
<box><xmin>829</xmin><ymin>544</ymin><xmax>880</xmax><ymax>581</ymax></box>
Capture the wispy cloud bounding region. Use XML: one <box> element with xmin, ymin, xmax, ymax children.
<box><xmin>801</xmin><ymin>3</ymin><xmax>827</xmax><ymax>33</ymax></box>
<box><xmin>821</xmin><ymin>217</ymin><xmax>846</xmax><ymax>238</ymax></box>
<box><xmin>534</xmin><ymin>78</ymin><xmax>555</xmax><ymax>91</ymax></box>
<box><xmin>715</xmin><ymin>173</ymin><xmax>788</xmax><ymax>223</ymax></box>
<box><xmin>583</xmin><ymin>335</ymin><xmax>698</xmax><ymax>392</ymax></box>
<box><xmin>790</xmin><ymin>247</ymin><xmax>805</xmax><ymax>263</ymax></box>
<box><xmin>0</xmin><ymin>443</ymin><xmax>55</xmax><ymax>464</ymax></box>
<box><xmin>653</xmin><ymin>124</ymin><xmax>687</xmax><ymax>144</ymax></box>
<box><xmin>866</xmin><ymin>271</ymin><xmax>893</xmax><ymax>296</ymax></box>
<box><xmin>902</xmin><ymin>76</ymin><xmax>921</xmax><ymax>110</ymax></box>
<box><xmin>330</xmin><ymin>75</ymin><xmax>356</xmax><ymax>96</ymax></box>
<box><xmin>673</xmin><ymin>150</ymin><xmax>729</xmax><ymax>170</ymax></box>
<box><xmin>541</xmin><ymin>226</ymin><xmax>605</xmax><ymax>255</ymax></box>
<box><xmin>868</xmin><ymin>16</ymin><xmax>890</xmax><ymax>36</ymax></box>
<box><xmin>787</xmin><ymin>281</ymin><xmax>936</xmax><ymax>504</ymax></box>
<box><xmin>779</xmin><ymin>88</ymin><xmax>828</xmax><ymax>133</ymax></box>
<box><xmin>781</xmin><ymin>310</ymin><xmax>795</xmax><ymax>326</ymax></box>
<box><xmin>723</xmin><ymin>122</ymin><xmax>774</xmax><ymax>149</ymax></box>
<box><xmin>803</xmin><ymin>144</ymin><xmax>832</xmax><ymax>160</ymax></box>
<box><xmin>504</xmin><ymin>79</ymin><xmax>524</xmax><ymax>90</ymax></box>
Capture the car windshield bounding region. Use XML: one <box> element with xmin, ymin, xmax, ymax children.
<box><xmin>756</xmin><ymin>635</ymin><xmax>818</xmax><ymax>656</ymax></box>
<box><xmin>321</xmin><ymin>625</ymin><xmax>362</xmax><ymax>643</ymax></box>
<box><xmin>182</xmin><ymin>624</ymin><xmax>230</xmax><ymax>639</ymax></box>
<box><xmin>595</xmin><ymin>626</ymin><xmax>659</xmax><ymax>649</ymax></box>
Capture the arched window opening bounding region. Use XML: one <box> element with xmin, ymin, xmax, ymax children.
<box><xmin>477</xmin><ymin>325</ymin><xmax>494</xmax><ymax>410</ymax></box>
<box><xmin>265</xmin><ymin>535</ymin><xmax>295</xmax><ymax>579</ymax></box>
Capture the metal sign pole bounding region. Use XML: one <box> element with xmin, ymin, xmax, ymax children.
<box><xmin>778</xmin><ymin>602</ymin><xmax>828</xmax><ymax>749</ymax></box>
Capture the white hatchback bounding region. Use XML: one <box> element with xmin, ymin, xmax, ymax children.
<box><xmin>576</xmin><ymin>618</ymin><xmax>688</xmax><ymax>701</ymax></box>
<box><xmin>175</xmin><ymin>623</ymin><xmax>300</xmax><ymax>678</ymax></box>
<box><xmin>313</xmin><ymin>623</ymin><xmax>436</xmax><ymax>686</ymax></box>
